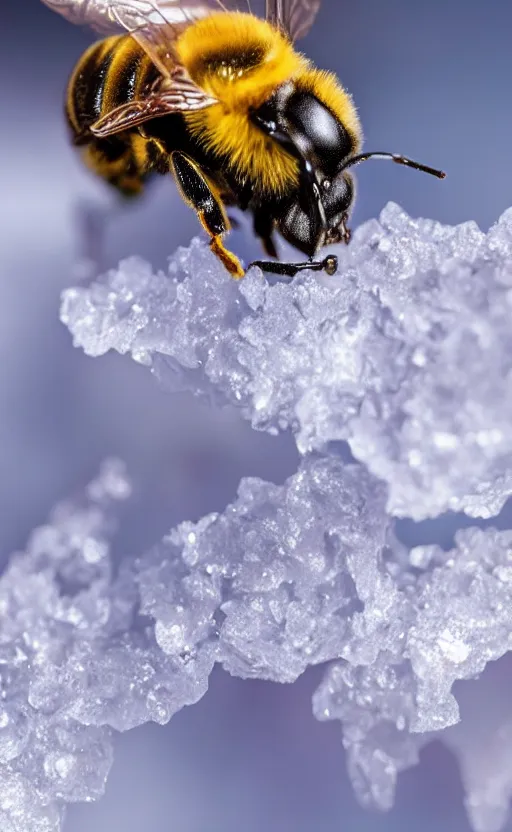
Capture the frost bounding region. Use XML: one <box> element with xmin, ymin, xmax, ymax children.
<box><xmin>0</xmin><ymin>460</ymin><xmax>214</xmax><ymax>831</ymax></box>
<box><xmin>312</xmin><ymin>527</ymin><xmax>512</xmax><ymax>810</ymax></box>
<box><xmin>4</xmin><ymin>204</ymin><xmax>512</xmax><ymax>831</ymax></box>
<box><xmin>62</xmin><ymin>203</ymin><xmax>512</xmax><ymax>519</ymax></box>
<box><xmin>138</xmin><ymin>455</ymin><xmax>393</xmax><ymax>682</ymax></box>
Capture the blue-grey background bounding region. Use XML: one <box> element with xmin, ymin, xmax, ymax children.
<box><xmin>3</xmin><ymin>1</ymin><xmax>512</xmax><ymax>830</ymax></box>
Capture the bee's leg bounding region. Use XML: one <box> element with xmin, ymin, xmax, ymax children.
<box><xmin>170</xmin><ymin>151</ymin><xmax>244</xmax><ymax>279</ymax></box>
<box><xmin>252</xmin><ymin>209</ymin><xmax>279</xmax><ymax>259</ymax></box>
<box><xmin>248</xmin><ymin>254</ymin><xmax>338</xmax><ymax>278</ymax></box>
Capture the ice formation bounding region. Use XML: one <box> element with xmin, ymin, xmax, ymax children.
<box><xmin>3</xmin><ymin>204</ymin><xmax>512</xmax><ymax>831</ymax></box>
<box><xmin>62</xmin><ymin>202</ymin><xmax>512</xmax><ymax>520</ymax></box>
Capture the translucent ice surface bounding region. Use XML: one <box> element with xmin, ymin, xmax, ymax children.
<box><xmin>61</xmin><ymin>204</ymin><xmax>512</xmax><ymax>520</ymax></box>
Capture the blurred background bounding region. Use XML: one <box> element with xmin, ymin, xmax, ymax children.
<box><xmin>3</xmin><ymin>0</ymin><xmax>512</xmax><ymax>829</ymax></box>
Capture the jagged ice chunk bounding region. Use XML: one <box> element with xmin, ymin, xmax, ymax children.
<box><xmin>61</xmin><ymin>203</ymin><xmax>512</xmax><ymax>519</ymax></box>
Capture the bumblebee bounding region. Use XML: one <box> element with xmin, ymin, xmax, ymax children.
<box><xmin>43</xmin><ymin>0</ymin><xmax>445</xmax><ymax>278</ymax></box>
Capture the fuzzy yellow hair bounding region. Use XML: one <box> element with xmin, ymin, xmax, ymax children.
<box><xmin>178</xmin><ymin>13</ymin><xmax>308</xmax><ymax>195</ymax></box>
<box><xmin>178</xmin><ymin>11</ymin><xmax>361</xmax><ymax>196</ymax></box>
<box><xmin>177</xmin><ymin>12</ymin><xmax>306</xmax><ymax>110</ymax></box>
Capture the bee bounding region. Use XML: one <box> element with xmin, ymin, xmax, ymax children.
<box><xmin>43</xmin><ymin>0</ymin><xmax>445</xmax><ymax>278</ymax></box>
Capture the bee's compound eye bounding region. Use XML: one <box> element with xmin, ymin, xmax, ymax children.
<box><xmin>323</xmin><ymin>255</ymin><xmax>338</xmax><ymax>276</ymax></box>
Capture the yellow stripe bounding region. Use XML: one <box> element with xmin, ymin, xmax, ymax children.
<box><xmin>82</xmin><ymin>143</ymin><xmax>128</xmax><ymax>178</ymax></box>
<box><xmin>66</xmin><ymin>37</ymin><xmax>120</xmax><ymax>134</ymax></box>
<box><xmin>101</xmin><ymin>36</ymin><xmax>138</xmax><ymax>114</ymax></box>
<box><xmin>129</xmin><ymin>133</ymin><xmax>150</xmax><ymax>172</ymax></box>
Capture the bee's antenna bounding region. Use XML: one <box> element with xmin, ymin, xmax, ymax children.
<box><xmin>340</xmin><ymin>152</ymin><xmax>446</xmax><ymax>180</ymax></box>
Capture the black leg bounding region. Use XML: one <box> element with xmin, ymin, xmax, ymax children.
<box><xmin>253</xmin><ymin>209</ymin><xmax>279</xmax><ymax>259</ymax></box>
<box><xmin>170</xmin><ymin>151</ymin><xmax>244</xmax><ymax>279</ymax></box>
<box><xmin>248</xmin><ymin>254</ymin><xmax>338</xmax><ymax>278</ymax></box>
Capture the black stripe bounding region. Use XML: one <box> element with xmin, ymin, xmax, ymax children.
<box><xmin>73</xmin><ymin>42</ymin><xmax>115</xmax><ymax>125</ymax></box>
<box><xmin>71</xmin><ymin>47</ymin><xmax>100</xmax><ymax>128</ymax></box>
<box><xmin>89</xmin><ymin>47</ymin><xmax>115</xmax><ymax>122</ymax></box>
<box><xmin>112</xmin><ymin>47</ymin><xmax>142</xmax><ymax>108</ymax></box>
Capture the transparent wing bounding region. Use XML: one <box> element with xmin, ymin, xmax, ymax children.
<box><xmin>108</xmin><ymin>1</ymin><xmax>193</xmax><ymax>78</ymax></box>
<box><xmin>40</xmin><ymin>0</ymin><xmax>320</xmax><ymax>42</ymax></box>
<box><xmin>41</xmin><ymin>0</ymin><xmax>225</xmax><ymax>135</ymax></box>
<box><xmin>40</xmin><ymin>0</ymin><xmax>115</xmax><ymax>33</ymax></box>
<box><xmin>265</xmin><ymin>0</ymin><xmax>321</xmax><ymax>40</ymax></box>
<box><xmin>40</xmin><ymin>0</ymin><xmax>216</xmax><ymax>35</ymax></box>
<box><xmin>90</xmin><ymin>71</ymin><xmax>217</xmax><ymax>137</ymax></box>
<box><xmin>42</xmin><ymin>0</ymin><xmax>224</xmax><ymax>84</ymax></box>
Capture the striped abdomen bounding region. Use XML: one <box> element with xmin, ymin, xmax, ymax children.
<box><xmin>66</xmin><ymin>35</ymin><xmax>160</xmax><ymax>137</ymax></box>
<box><xmin>66</xmin><ymin>36</ymin><xmax>165</xmax><ymax>195</ymax></box>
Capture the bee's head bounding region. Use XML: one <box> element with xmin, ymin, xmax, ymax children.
<box><xmin>263</xmin><ymin>87</ymin><xmax>445</xmax><ymax>258</ymax></box>
<box><xmin>278</xmin><ymin>167</ymin><xmax>355</xmax><ymax>257</ymax></box>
